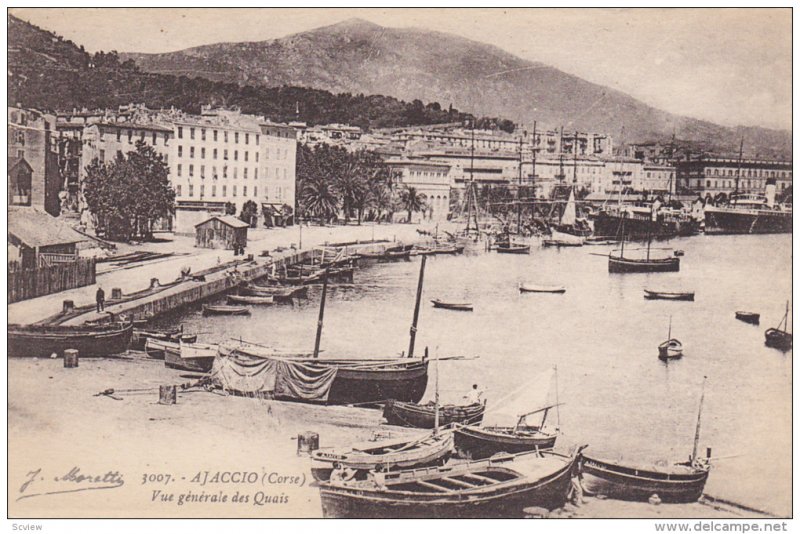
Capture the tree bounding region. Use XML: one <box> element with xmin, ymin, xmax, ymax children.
<box><xmin>301</xmin><ymin>175</ymin><xmax>339</xmax><ymax>224</ymax></box>
<box><xmin>399</xmin><ymin>186</ymin><xmax>427</xmax><ymax>223</ymax></box>
<box><xmin>82</xmin><ymin>141</ymin><xmax>174</xmax><ymax>241</ymax></box>
<box><xmin>239</xmin><ymin>200</ymin><xmax>258</xmax><ymax>227</ymax></box>
<box><xmin>224</xmin><ymin>202</ymin><xmax>236</xmax><ymax>215</ymax></box>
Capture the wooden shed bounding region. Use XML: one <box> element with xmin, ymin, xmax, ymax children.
<box><xmin>195</xmin><ymin>215</ymin><xmax>249</xmax><ymax>250</ymax></box>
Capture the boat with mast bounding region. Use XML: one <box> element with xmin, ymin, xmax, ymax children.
<box><xmin>608</xmin><ymin>215</ymin><xmax>680</xmax><ymax>273</ymax></box>
<box><xmin>658</xmin><ymin>316</ymin><xmax>683</xmax><ymax>360</ymax></box>
<box><xmin>580</xmin><ymin>377</ymin><xmax>711</xmax><ymax>502</ymax></box>
<box><xmin>764</xmin><ymin>301</ymin><xmax>792</xmax><ymax>351</ymax></box>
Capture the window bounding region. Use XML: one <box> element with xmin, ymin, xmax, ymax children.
<box><xmin>152</xmin><ymin>132</ymin><xmax>157</xmax><ymax>144</ymax></box>
<box><xmin>212</xmin><ymin>185</ymin><xmax>216</xmax><ymax>197</ymax></box>
<box><xmin>189</xmin><ymin>164</ymin><xmax>194</xmax><ymax>177</ymax></box>
<box><xmin>188</xmin><ymin>184</ymin><xmax>194</xmax><ymax>197</ymax></box>
<box><xmin>256</xmin><ymin>134</ymin><xmax>259</xmax><ymax>145</ymax></box>
<box><xmin>234</xmin><ymin>168</ymin><xmax>238</xmax><ymax>179</ymax></box>
<box><xmin>222</xmin><ymin>185</ymin><xmax>227</xmax><ymax>196</ymax></box>
<box><xmin>176</xmin><ymin>185</ymin><xmax>182</xmax><ymax>196</ymax></box>
<box><xmin>284</xmin><ymin>168</ymin><xmax>287</xmax><ymax>180</ymax></box>
<box><xmin>254</xmin><ymin>168</ymin><xmax>258</xmax><ymax>180</ymax></box>
<box><xmin>190</xmin><ymin>128</ymin><xmax>195</xmax><ymax>140</ymax></box>
<box><xmin>190</xmin><ymin>147</ymin><xmax>195</xmax><ymax>159</ymax></box>
<box><xmin>201</xmin><ymin>148</ymin><xmax>205</xmax><ymax>159</ymax></box>
<box><xmin>276</xmin><ymin>187</ymin><xmax>282</xmax><ymax>200</ymax></box>
<box><xmin>243</xmin><ymin>186</ymin><xmax>248</xmax><ymax>196</ymax></box>
<box><xmin>224</xmin><ymin>149</ymin><xmax>229</xmax><ymax>160</ymax></box>
<box><xmin>128</xmin><ymin>130</ymin><xmax>133</xmax><ymax>143</ymax></box>
<box><xmin>234</xmin><ymin>150</ymin><xmax>238</xmax><ymax>161</ymax></box>
<box><xmin>706</xmin><ymin>180</ymin><xmax>710</xmax><ymax>187</ymax></box>
<box><xmin>178</xmin><ymin>146</ymin><xmax>183</xmax><ymax>157</ymax></box>
<box><xmin>213</xmin><ymin>166</ymin><xmax>217</xmax><ymax>179</ymax></box>
<box><xmin>245</xmin><ymin>133</ymin><xmax>249</xmax><ymax>145</ymax></box>
<box><xmin>213</xmin><ymin>130</ymin><xmax>218</xmax><ymax>142</ymax></box>
<box><xmin>178</xmin><ymin>127</ymin><xmax>183</xmax><ymax>139</ymax></box>
<box><xmin>245</xmin><ymin>151</ymin><xmax>249</xmax><ymax>162</ymax></box>
<box><xmin>235</xmin><ymin>132</ymin><xmax>239</xmax><ymax>144</ymax></box>
<box><xmin>233</xmin><ymin>185</ymin><xmax>237</xmax><ymax>197</ymax></box>
<box><xmin>201</xmin><ymin>129</ymin><xmax>206</xmax><ymax>141</ymax></box>
<box><xmin>223</xmin><ymin>166</ymin><xmax>228</xmax><ymax>179</ymax></box>
<box><xmin>177</xmin><ymin>164</ymin><xmax>182</xmax><ymax>177</ymax></box>
<box><xmin>255</xmin><ymin>152</ymin><xmax>259</xmax><ymax>163</ymax></box>
<box><xmin>264</xmin><ymin>186</ymin><xmax>269</xmax><ymax>198</ymax></box>
<box><xmin>200</xmin><ymin>165</ymin><xmax>205</xmax><ymax>179</ymax></box>
<box><xmin>244</xmin><ymin>168</ymin><xmax>248</xmax><ymax>179</ymax></box>
<box><xmin>213</xmin><ymin>148</ymin><xmax>218</xmax><ymax>160</ymax></box>
<box><xmin>200</xmin><ymin>185</ymin><xmax>205</xmax><ymax>197</ymax></box>
<box><xmin>163</xmin><ymin>154</ymin><xmax>168</xmax><ymax>164</ymax></box>
<box><xmin>224</xmin><ymin>131</ymin><xmax>228</xmax><ymax>143</ymax></box>
<box><xmin>99</xmin><ymin>149</ymin><xmax>105</xmax><ymax>162</ymax></box>
<box><xmin>116</xmin><ymin>130</ymin><xmax>121</xmax><ymax>142</ymax></box>
<box><xmin>254</xmin><ymin>186</ymin><xmax>257</xmax><ymax>197</ymax></box>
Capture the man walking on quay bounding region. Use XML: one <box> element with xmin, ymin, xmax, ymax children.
<box><xmin>96</xmin><ymin>286</ymin><xmax>105</xmax><ymax>313</ymax></box>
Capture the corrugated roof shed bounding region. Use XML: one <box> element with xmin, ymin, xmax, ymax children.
<box><xmin>195</xmin><ymin>215</ymin><xmax>250</xmax><ymax>229</ymax></box>
<box><xmin>8</xmin><ymin>207</ymin><xmax>87</xmax><ymax>248</ymax></box>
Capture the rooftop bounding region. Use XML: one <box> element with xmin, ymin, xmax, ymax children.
<box><xmin>9</xmin><ymin>207</ymin><xmax>87</xmax><ymax>248</ymax></box>
<box><xmin>195</xmin><ymin>215</ymin><xmax>250</xmax><ymax>229</ymax></box>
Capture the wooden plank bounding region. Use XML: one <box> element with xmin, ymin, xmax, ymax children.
<box><xmin>442</xmin><ymin>477</ymin><xmax>478</xmax><ymax>489</ymax></box>
<box><xmin>416</xmin><ymin>480</ymin><xmax>454</xmax><ymax>493</ymax></box>
<box><xmin>462</xmin><ymin>473</ymin><xmax>499</xmax><ymax>485</ymax></box>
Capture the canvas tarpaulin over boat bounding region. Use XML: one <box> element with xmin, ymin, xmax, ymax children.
<box><xmin>211</xmin><ymin>351</ymin><xmax>338</xmax><ymax>402</ymax></box>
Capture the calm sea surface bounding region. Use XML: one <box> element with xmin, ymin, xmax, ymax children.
<box><xmin>155</xmin><ymin>233</ymin><xmax>792</xmax><ymax>514</ymax></box>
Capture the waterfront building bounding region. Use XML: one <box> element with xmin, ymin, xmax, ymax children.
<box><xmin>8</xmin><ymin>106</ymin><xmax>61</xmax><ymax>216</ymax></box>
<box><xmin>385</xmin><ymin>158</ymin><xmax>452</xmax><ymax>222</ymax></box>
<box><xmin>676</xmin><ymin>156</ymin><xmax>792</xmax><ymax>198</ymax></box>
<box><xmin>259</xmin><ymin>120</ymin><xmax>298</xmax><ymax>226</ymax></box>
<box><xmin>194</xmin><ymin>214</ymin><xmax>249</xmax><ymax>250</ymax></box>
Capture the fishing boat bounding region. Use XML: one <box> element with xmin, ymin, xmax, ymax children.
<box><xmin>519</xmin><ymin>284</ymin><xmax>566</xmax><ymax>294</ymax></box>
<box><xmin>552</xmin><ymin>188</ymin><xmax>592</xmax><ymax>237</ymax></box>
<box><xmin>453</xmin><ymin>368</ymin><xmax>561</xmax><ymax>460</ymax></box>
<box><xmin>157</xmin><ymin>340</ymin><xmax>218</xmax><ymax>372</ymax></box>
<box><xmin>227</xmin><ymin>294</ymin><xmax>275</xmax><ymax>305</ymax></box>
<box><xmin>357</xmin><ymin>249</ymin><xmax>412</xmax><ymax>263</ymax></box>
<box><xmin>496</xmin><ymin>243</ymin><xmax>531</xmax><ymax>254</ymax></box>
<box><xmin>542</xmin><ymin>239</ymin><xmax>582</xmax><ymax>248</ymax></box>
<box><xmin>658</xmin><ymin>317</ymin><xmax>683</xmax><ymax>360</ymax></box>
<box><xmin>734</xmin><ymin>311</ymin><xmax>760</xmax><ymax>325</ymax></box>
<box><xmin>241</xmin><ymin>284</ymin><xmax>308</xmax><ymax>299</ymax></box>
<box><xmin>383</xmin><ymin>400</ymin><xmax>485</xmax><ymax>429</ymax></box>
<box><xmin>318</xmin><ymin>448</ymin><xmax>582</xmax><ymax>518</ymax></box>
<box><xmin>8</xmin><ymin>321</ymin><xmax>133</xmax><ymax>358</ymax></box>
<box><xmin>430</xmin><ymin>299</ymin><xmax>473</xmax><ymax>312</ymax></box>
<box><xmin>580</xmin><ymin>378</ymin><xmax>711</xmax><ymax>503</ymax></box>
<box><xmin>644</xmin><ymin>290</ymin><xmax>695</xmax><ymax>301</ymax></box>
<box><xmin>202</xmin><ymin>304</ymin><xmax>250</xmax><ymax>316</ymax></box>
<box><xmin>764</xmin><ymin>301</ymin><xmax>792</xmax><ymax>351</ymax></box>
<box><xmin>608</xmin><ymin>216</ymin><xmax>679</xmax><ymax>273</ymax></box>
<box><xmin>132</xmin><ymin>328</ymin><xmax>196</xmax><ymax>351</ymax></box>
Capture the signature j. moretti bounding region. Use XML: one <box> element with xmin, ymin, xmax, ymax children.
<box><xmin>18</xmin><ymin>467</ymin><xmax>125</xmax><ymax>501</ymax></box>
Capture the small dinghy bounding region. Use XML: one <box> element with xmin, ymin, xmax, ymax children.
<box><xmin>644</xmin><ymin>290</ymin><xmax>695</xmax><ymax>301</ymax></box>
<box><xmin>765</xmin><ymin>301</ymin><xmax>792</xmax><ymax>351</ymax></box>
<box><xmin>519</xmin><ymin>284</ymin><xmax>566</xmax><ymax>294</ymax></box>
<box><xmin>431</xmin><ymin>299</ymin><xmax>473</xmax><ymax>312</ymax></box>
<box><xmin>241</xmin><ymin>284</ymin><xmax>308</xmax><ymax>299</ymax></box>
<box><xmin>658</xmin><ymin>317</ymin><xmax>683</xmax><ymax>360</ymax></box>
<box><xmin>496</xmin><ymin>243</ymin><xmax>531</xmax><ymax>254</ymax></box>
<box><xmin>227</xmin><ymin>294</ymin><xmax>274</xmax><ymax>305</ymax></box>
<box><xmin>735</xmin><ymin>311</ymin><xmax>760</xmax><ymax>325</ymax></box>
<box><xmin>202</xmin><ymin>304</ymin><xmax>250</xmax><ymax>316</ymax></box>
<box><xmin>542</xmin><ymin>239</ymin><xmax>582</xmax><ymax>248</ymax></box>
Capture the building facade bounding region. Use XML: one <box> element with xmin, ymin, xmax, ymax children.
<box><xmin>385</xmin><ymin>158</ymin><xmax>452</xmax><ymax>222</ymax></box>
<box><xmin>8</xmin><ymin>107</ymin><xmax>61</xmax><ymax>216</ymax></box>
<box><xmin>676</xmin><ymin>157</ymin><xmax>792</xmax><ymax>197</ymax></box>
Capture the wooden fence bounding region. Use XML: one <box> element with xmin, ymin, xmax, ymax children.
<box><xmin>8</xmin><ymin>257</ymin><xmax>96</xmax><ymax>303</ymax></box>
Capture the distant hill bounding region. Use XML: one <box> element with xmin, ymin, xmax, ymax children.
<box><xmin>7</xmin><ymin>14</ymin><xmax>478</xmax><ymax>130</ymax></box>
<box><xmin>122</xmin><ymin>18</ymin><xmax>791</xmax><ymax>158</ymax></box>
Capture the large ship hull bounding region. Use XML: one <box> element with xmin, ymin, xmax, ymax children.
<box><xmin>704</xmin><ymin>207</ymin><xmax>792</xmax><ymax>235</ymax></box>
<box><xmin>593</xmin><ymin>212</ymin><xmax>698</xmax><ymax>240</ymax></box>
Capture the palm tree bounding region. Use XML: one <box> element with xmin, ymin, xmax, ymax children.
<box><xmin>400</xmin><ymin>186</ymin><xmax>427</xmax><ymax>224</ymax></box>
<box><xmin>369</xmin><ymin>182</ymin><xmax>393</xmax><ymax>223</ymax></box>
<box><xmin>301</xmin><ymin>176</ymin><xmax>339</xmax><ymax>225</ymax></box>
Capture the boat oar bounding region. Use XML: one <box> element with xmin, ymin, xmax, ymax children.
<box><xmin>588</xmin><ymin>252</ymin><xmax>609</xmax><ymax>257</ymax></box>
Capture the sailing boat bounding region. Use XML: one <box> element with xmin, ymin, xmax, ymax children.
<box><xmin>658</xmin><ymin>316</ymin><xmax>683</xmax><ymax>360</ymax></box>
<box><xmin>608</xmin><ymin>215</ymin><xmax>680</xmax><ymax>273</ymax></box>
<box><xmin>765</xmin><ymin>301</ymin><xmax>792</xmax><ymax>351</ymax></box>
<box><xmin>453</xmin><ymin>368</ymin><xmax>560</xmax><ymax>459</ymax></box>
<box><xmin>580</xmin><ymin>377</ymin><xmax>712</xmax><ymax>503</ymax></box>
<box><xmin>552</xmin><ymin>188</ymin><xmax>591</xmax><ymax>239</ymax></box>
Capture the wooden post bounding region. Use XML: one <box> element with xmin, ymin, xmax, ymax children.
<box><xmin>63</xmin><ymin>349</ymin><xmax>79</xmax><ymax>368</ymax></box>
<box><xmin>150</xmin><ymin>278</ymin><xmax>160</xmax><ymax>289</ymax></box>
<box><xmin>62</xmin><ymin>300</ymin><xmax>75</xmax><ymax>313</ymax></box>
<box><xmin>111</xmin><ymin>288</ymin><xmax>122</xmax><ymax>299</ymax></box>
<box><xmin>297</xmin><ymin>431</ymin><xmax>320</xmax><ymax>456</ymax></box>
<box><xmin>407</xmin><ymin>255</ymin><xmax>426</xmax><ymax>358</ymax></box>
<box><xmin>159</xmin><ymin>385</ymin><xmax>177</xmax><ymax>405</ymax></box>
<box><xmin>313</xmin><ymin>269</ymin><xmax>329</xmax><ymax>358</ymax></box>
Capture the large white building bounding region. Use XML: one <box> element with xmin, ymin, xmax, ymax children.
<box><xmin>385</xmin><ymin>158</ymin><xmax>452</xmax><ymax>222</ymax></box>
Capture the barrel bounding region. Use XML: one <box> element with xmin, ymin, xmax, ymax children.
<box><xmin>62</xmin><ymin>300</ymin><xmax>75</xmax><ymax>313</ymax></box>
<box><xmin>64</xmin><ymin>349</ymin><xmax>79</xmax><ymax>368</ymax></box>
<box><xmin>150</xmin><ymin>278</ymin><xmax>161</xmax><ymax>288</ymax></box>
<box><xmin>111</xmin><ymin>288</ymin><xmax>123</xmax><ymax>299</ymax></box>
<box><xmin>297</xmin><ymin>432</ymin><xmax>320</xmax><ymax>456</ymax></box>
<box><xmin>159</xmin><ymin>385</ymin><xmax>177</xmax><ymax>405</ymax></box>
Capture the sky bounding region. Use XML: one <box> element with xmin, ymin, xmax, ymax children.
<box><xmin>9</xmin><ymin>7</ymin><xmax>793</xmax><ymax>131</ymax></box>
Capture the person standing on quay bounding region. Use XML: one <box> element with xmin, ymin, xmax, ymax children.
<box><xmin>96</xmin><ymin>286</ymin><xmax>105</xmax><ymax>313</ymax></box>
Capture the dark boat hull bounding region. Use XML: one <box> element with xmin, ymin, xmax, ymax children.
<box><xmin>764</xmin><ymin>328</ymin><xmax>792</xmax><ymax>351</ymax></box>
<box><xmin>594</xmin><ymin>212</ymin><xmax>697</xmax><ymax>240</ymax></box>
<box><xmin>454</xmin><ymin>426</ymin><xmax>557</xmax><ymax>460</ymax></box>
<box><xmin>644</xmin><ymin>291</ymin><xmax>694</xmax><ymax>301</ymax></box>
<box><xmin>318</xmin><ymin>361</ymin><xmax>429</xmax><ymax>406</ymax></box>
<box><xmin>735</xmin><ymin>312</ymin><xmax>760</xmax><ymax>325</ymax></box>
<box><xmin>496</xmin><ymin>245</ymin><xmax>530</xmax><ymax>254</ymax></box>
<box><xmin>319</xmin><ymin>453</ymin><xmax>578</xmax><ymax>518</ymax></box>
<box><xmin>580</xmin><ymin>456</ymin><xmax>709</xmax><ymax>503</ymax></box>
<box><xmin>8</xmin><ymin>322</ymin><xmax>133</xmax><ymax>358</ymax></box>
<box><xmin>704</xmin><ymin>208</ymin><xmax>792</xmax><ymax>235</ymax></box>
<box><xmin>609</xmin><ymin>256</ymin><xmax>680</xmax><ymax>273</ymax></box>
<box><xmin>383</xmin><ymin>400</ymin><xmax>485</xmax><ymax>428</ymax></box>
<box><xmin>431</xmin><ymin>300</ymin><xmax>473</xmax><ymax>311</ymax></box>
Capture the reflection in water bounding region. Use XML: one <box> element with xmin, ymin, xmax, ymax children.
<box><xmin>154</xmin><ymin>234</ymin><xmax>791</xmax><ymax>514</ymax></box>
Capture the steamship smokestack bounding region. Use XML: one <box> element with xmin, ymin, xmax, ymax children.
<box><xmin>765</xmin><ymin>177</ymin><xmax>777</xmax><ymax>208</ymax></box>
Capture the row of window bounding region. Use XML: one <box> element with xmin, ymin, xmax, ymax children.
<box><xmin>113</xmin><ymin>129</ymin><xmax>170</xmax><ymax>146</ymax></box>
<box><xmin>706</xmin><ymin>168</ymin><xmax>790</xmax><ymax>178</ymax></box>
<box><xmin>177</xmin><ymin>146</ymin><xmax>259</xmax><ymax>162</ymax></box>
<box><xmin>701</xmin><ymin>179</ymin><xmax>789</xmax><ymax>190</ymax></box>
<box><xmin>176</xmin><ymin>184</ymin><xmax>285</xmax><ymax>199</ymax></box>
<box><xmin>177</xmin><ymin>126</ymin><xmax>259</xmax><ymax>146</ymax></box>
<box><xmin>175</xmin><ymin>165</ymin><xmax>291</xmax><ymax>180</ymax></box>
<box><xmin>98</xmin><ymin>149</ymin><xmax>168</xmax><ymax>164</ymax></box>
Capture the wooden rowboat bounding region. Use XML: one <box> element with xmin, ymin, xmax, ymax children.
<box><xmin>609</xmin><ymin>254</ymin><xmax>680</xmax><ymax>273</ymax></box>
<box><xmin>318</xmin><ymin>449</ymin><xmax>581</xmax><ymax>518</ymax></box>
<box><xmin>764</xmin><ymin>301</ymin><xmax>792</xmax><ymax>351</ymax></box>
<box><xmin>431</xmin><ymin>299</ymin><xmax>473</xmax><ymax>312</ymax></box>
<box><xmin>241</xmin><ymin>284</ymin><xmax>308</xmax><ymax>299</ymax></box>
<box><xmin>383</xmin><ymin>400</ymin><xmax>485</xmax><ymax>429</ymax></box>
<box><xmin>644</xmin><ymin>290</ymin><xmax>695</xmax><ymax>301</ymax></box>
<box><xmin>496</xmin><ymin>244</ymin><xmax>531</xmax><ymax>254</ymax></box>
<box><xmin>734</xmin><ymin>311</ymin><xmax>760</xmax><ymax>325</ymax></box>
<box><xmin>658</xmin><ymin>339</ymin><xmax>683</xmax><ymax>360</ymax></box>
<box><xmin>227</xmin><ymin>294</ymin><xmax>274</xmax><ymax>305</ymax></box>
<box><xmin>8</xmin><ymin>321</ymin><xmax>133</xmax><ymax>358</ymax></box>
<box><xmin>542</xmin><ymin>239</ymin><xmax>582</xmax><ymax>248</ymax></box>
<box><xmin>132</xmin><ymin>328</ymin><xmax>196</xmax><ymax>351</ymax></box>
<box><xmin>202</xmin><ymin>304</ymin><xmax>250</xmax><ymax>316</ymax></box>
<box><xmin>157</xmin><ymin>340</ymin><xmax>217</xmax><ymax>372</ymax></box>
<box><xmin>453</xmin><ymin>424</ymin><xmax>557</xmax><ymax>460</ymax></box>
<box><xmin>519</xmin><ymin>284</ymin><xmax>566</xmax><ymax>294</ymax></box>
<box><xmin>310</xmin><ymin>430</ymin><xmax>454</xmax><ymax>482</ymax></box>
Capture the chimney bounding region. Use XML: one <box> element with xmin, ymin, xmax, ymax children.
<box><xmin>765</xmin><ymin>177</ymin><xmax>777</xmax><ymax>208</ymax></box>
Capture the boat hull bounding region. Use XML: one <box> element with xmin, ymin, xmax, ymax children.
<box><xmin>383</xmin><ymin>400</ymin><xmax>485</xmax><ymax>428</ymax></box>
<box><xmin>319</xmin><ymin>452</ymin><xmax>578</xmax><ymax>518</ymax></box>
<box><xmin>644</xmin><ymin>290</ymin><xmax>695</xmax><ymax>301</ymax></box>
<box><xmin>594</xmin><ymin>212</ymin><xmax>697</xmax><ymax>240</ymax></box>
<box><xmin>609</xmin><ymin>256</ymin><xmax>680</xmax><ymax>273</ymax></box>
<box><xmin>8</xmin><ymin>322</ymin><xmax>133</xmax><ymax>358</ymax></box>
<box><xmin>764</xmin><ymin>328</ymin><xmax>792</xmax><ymax>351</ymax></box>
<box><xmin>496</xmin><ymin>245</ymin><xmax>530</xmax><ymax>254</ymax></box>
<box><xmin>704</xmin><ymin>207</ymin><xmax>792</xmax><ymax>235</ymax></box>
<box><xmin>202</xmin><ymin>305</ymin><xmax>250</xmax><ymax>316</ymax></box>
<box><xmin>735</xmin><ymin>312</ymin><xmax>760</xmax><ymax>325</ymax></box>
<box><xmin>321</xmin><ymin>361</ymin><xmax>429</xmax><ymax>406</ymax></box>
<box><xmin>454</xmin><ymin>425</ymin><xmax>557</xmax><ymax>460</ymax></box>
<box><xmin>580</xmin><ymin>456</ymin><xmax>709</xmax><ymax>503</ymax></box>
<box><xmin>431</xmin><ymin>300</ymin><xmax>473</xmax><ymax>311</ymax></box>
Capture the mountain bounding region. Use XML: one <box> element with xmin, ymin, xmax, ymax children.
<box><xmin>122</xmin><ymin>18</ymin><xmax>790</xmax><ymax>158</ymax></box>
<box><xmin>7</xmin><ymin>14</ymin><xmax>477</xmax><ymax>129</ymax></box>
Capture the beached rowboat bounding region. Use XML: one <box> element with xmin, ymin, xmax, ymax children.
<box><xmin>430</xmin><ymin>299</ymin><xmax>473</xmax><ymax>312</ymax></box>
<box><xmin>8</xmin><ymin>321</ymin><xmax>133</xmax><ymax>358</ymax></box>
<box><xmin>202</xmin><ymin>304</ymin><xmax>250</xmax><ymax>316</ymax></box>
<box><xmin>383</xmin><ymin>400</ymin><xmax>485</xmax><ymax>429</ymax></box>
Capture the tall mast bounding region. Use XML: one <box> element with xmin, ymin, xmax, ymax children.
<box><xmin>407</xmin><ymin>255</ymin><xmax>427</xmax><ymax>358</ymax></box>
<box><xmin>668</xmin><ymin>315</ymin><xmax>672</xmax><ymax>340</ymax></box>
<box><xmin>531</xmin><ymin>121</ymin><xmax>538</xmax><ymax>219</ymax></box>
<box><xmin>433</xmin><ymin>354</ymin><xmax>440</xmax><ymax>436</ymax></box>
<box><xmin>313</xmin><ymin>268</ymin><xmax>329</xmax><ymax>358</ymax></box>
<box><xmin>734</xmin><ymin>137</ymin><xmax>744</xmax><ymax>207</ymax></box>
<box><xmin>517</xmin><ymin>131</ymin><xmax>523</xmax><ymax>231</ymax></box>
<box><xmin>572</xmin><ymin>131</ymin><xmax>579</xmax><ymax>186</ymax></box>
<box><xmin>691</xmin><ymin>376</ymin><xmax>707</xmax><ymax>462</ymax></box>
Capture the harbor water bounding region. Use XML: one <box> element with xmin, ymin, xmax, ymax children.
<box><xmin>154</xmin><ymin>233</ymin><xmax>792</xmax><ymax>515</ymax></box>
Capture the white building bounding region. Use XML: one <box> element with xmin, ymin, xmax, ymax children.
<box><xmin>385</xmin><ymin>158</ymin><xmax>452</xmax><ymax>222</ymax></box>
